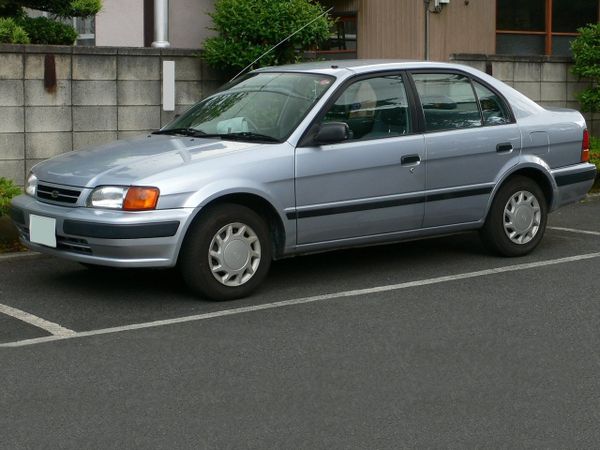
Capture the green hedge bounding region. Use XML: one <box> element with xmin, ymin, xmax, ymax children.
<box><xmin>0</xmin><ymin>17</ymin><xmax>30</xmax><ymax>44</ymax></box>
<box><xmin>0</xmin><ymin>177</ymin><xmax>21</xmax><ymax>217</ymax></box>
<box><xmin>18</xmin><ymin>16</ymin><xmax>78</xmax><ymax>45</ymax></box>
<box><xmin>204</xmin><ymin>0</ymin><xmax>332</xmax><ymax>72</ymax></box>
<box><xmin>590</xmin><ymin>135</ymin><xmax>600</xmax><ymax>169</ymax></box>
<box><xmin>571</xmin><ymin>23</ymin><xmax>600</xmax><ymax>113</ymax></box>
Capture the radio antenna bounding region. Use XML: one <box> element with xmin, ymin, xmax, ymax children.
<box><xmin>229</xmin><ymin>6</ymin><xmax>334</xmax><ymax>82</ymax></box>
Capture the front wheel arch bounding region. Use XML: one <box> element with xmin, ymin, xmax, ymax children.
<box><xmin>178</xmin><ymin>192</ymin><xmax>287</xmax><ymax>265</ymax></box>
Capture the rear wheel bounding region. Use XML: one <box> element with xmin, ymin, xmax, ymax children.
<box><xmin>480</xmin><ymin>176</ymin><xmax>548</xmax><ymax>257</ymax></box>
<box><xmin>179</xmin><ymin>203</ymin><xmax>272</xmax><ymax>301</ymax></box>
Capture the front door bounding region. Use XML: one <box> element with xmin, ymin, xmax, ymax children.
<box><xmin>294</xmin><ymin>74</ymin><xmax>426</xmax><ymax>245</ymax></box>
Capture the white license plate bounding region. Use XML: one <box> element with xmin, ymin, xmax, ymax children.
<box><xmin>29</xmin><ymin>214</ymin><xmax>57</xmax><ymax>248</ymax></box>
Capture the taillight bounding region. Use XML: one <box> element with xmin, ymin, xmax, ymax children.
<box><xmin>582</xmin><ymin>128</ymin><xmax>590</xmax><ymax>162</ymax></box>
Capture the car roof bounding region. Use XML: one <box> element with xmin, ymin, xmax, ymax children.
<box><xmin>253</xmin><ymin>59</ymin><xmax>471</xmax><ymax>76</ymax></box>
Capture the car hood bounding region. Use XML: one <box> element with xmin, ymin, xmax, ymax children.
<box><xmin>33</xmin><ymin>135</ymin><xmax>262</xmax><ymax>188</ymax></box>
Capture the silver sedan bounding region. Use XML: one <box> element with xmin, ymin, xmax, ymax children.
<box><xmin>10</xmin><ymin>61</ymin><xmax>597</xmax><ymax>300</ymax></box>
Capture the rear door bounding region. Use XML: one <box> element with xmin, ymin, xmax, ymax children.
<box><xmin>410</xmin><ymin>72</ymin><xmax>521</xmax><ymax>228</ymax></box>
<box><xmin>294</xmin><ymin>73</ymin><xmax>426</xmax><ymax>245</ymax></box>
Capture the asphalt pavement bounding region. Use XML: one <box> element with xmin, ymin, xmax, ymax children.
<box><xmin>1</xmin><ymin>197</ymin><xmax>600</xmax><ymax>448</ymax></box>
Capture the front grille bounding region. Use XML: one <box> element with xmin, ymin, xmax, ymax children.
<box><xmin>37</xmin><ymin>183</ymin><xmax>82</xmax><ymax>205</ymax></box>
<box><xmin>57</xmin><ymin>236</ymin><xmax>92</xmax><ymax>254</ymax></box>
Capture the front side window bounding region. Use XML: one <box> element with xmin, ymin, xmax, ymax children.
<box><xmin>321</xmin><ymin>75</ymin><xmax>411</xmax><ymax>141</ymax></box>
<box><xmin>412</xmin><ymin>73</ymin><xmax>482</xmax><ymax>132</ymax></box>
<box><xmin>162</xmin><ymin>72</ymin><xmax>334</xmax><ymax>142</ymax></box>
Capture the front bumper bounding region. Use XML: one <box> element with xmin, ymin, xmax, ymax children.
<box><xmin>10</xmin><ymin>194</ymin><xmax>196</xmax><ymax>268</ymax></box>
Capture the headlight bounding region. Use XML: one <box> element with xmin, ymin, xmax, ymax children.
<box><xmin>88</xmin><ymin>186</ymin><xmax>160</xmax><ymax>211</ymax></box>
<box><xmin>25</xmin><ymin>172</ymin><xmax>38</xmax><ymax>196</ymax></box>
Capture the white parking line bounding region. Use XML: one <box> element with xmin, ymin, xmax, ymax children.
<box><xmin>548</xmin><ymin>226</ymin><xmax>600</xmax><ymax>237</ymax></box>
<box><xmin>2</xmin><ymin>251</ymin><xmax>600</xmax><ymax>349</ymax></box>
<box><xmin>0</xmin><ymin>303</ymin><xmax>75</xmax><ymax>337</ymax></box>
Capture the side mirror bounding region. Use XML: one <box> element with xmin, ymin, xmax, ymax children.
<box><xmin>313</xmin><ymin>122</ymin><xmax>350</xmax><ymax>145</ymax></box>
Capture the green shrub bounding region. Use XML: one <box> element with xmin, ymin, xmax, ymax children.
<box><xmin>590</xmin><ymin>135</ymin><xmax>600</xmax><ymax>167</ymax></box>
<box><xmin>204</xmin><ymin>0</ymin><xmax>333</xmax><ymax>72</ymax></box>
<box><xmin>18</xmin><ymin>16</ymin><xmax>78</xmax><ymax>45</ymax></box>
<box><xmin>67</xmin><ymin>0</ymin><xmax>102</xmax><ymax>17</ymax></box>
<box><xmin>0</xmin><ymin>17</ymin><xmax>30</xmax><ymax>44</ymax></box>
<box><xmin>0</xmin><ymin>177</ymin><xmax>21</xmax><ymax>217</ymax></box>
<box><xmin>571</xmin><ymin>23</ymin><xmax>600</xmax><ymax>113</ymax></box>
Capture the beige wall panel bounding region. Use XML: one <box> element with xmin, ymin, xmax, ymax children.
<box><xmin>429</xmin><ymin>0</ymin><xmax>495</xmax><ymax>61</ymax></box>
<box><xmin>96</xmin><ymin>0</ymin><xmax>144</xmax><ymax>47</ymax></box>
<box><xmin>357</xmin><ymin>0</ymin><xmax>425</xmax><ymax>59</ymax></box>
<box><xmin>170</xmin><ymin>0</ymin><xmax>216</xmax><ymax>49</ymax></box>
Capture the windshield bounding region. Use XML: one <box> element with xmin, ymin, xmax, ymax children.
<box><xmin>158</xmin><ymin>72</ymin><xmax>335</xmax><ymax>142</ymax></box>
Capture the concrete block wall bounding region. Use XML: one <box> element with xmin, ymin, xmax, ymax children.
<box><xmin>0</xmin><ymin>45</ymin><xmax>223</xmax><ymax>185</ymax></box>
<box><xmin>451</xmin><ymin>54</ymin><xmax>599</xmax><ymax>136</ymax></box>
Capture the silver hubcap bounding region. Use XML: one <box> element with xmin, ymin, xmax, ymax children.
<box><xmin>503</xmin><ymin>190</ymin><xmax>541</xmax><ymax>245</ymax></box>
<box><xmin>208</xmin><ymin>222</ymin><xmax>261</xmax><ymax>286</ymax></box>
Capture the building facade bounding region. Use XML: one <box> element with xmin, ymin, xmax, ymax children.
<box><xmin>322</xmin><ymin>0</ymin><xmax>599</xmax><ymax>60</ymax></box>
<box><xmin>88</xmin><ymin>0</ymin><xmax>598</xmax><ymax>60</ymax></box>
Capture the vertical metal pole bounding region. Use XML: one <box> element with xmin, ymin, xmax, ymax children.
<box><xmin>424</xmin><ymin>0</ymin><xmax>430</xmax><ymax>60</ymax></box>
<box><xmin>152</xmin><ymin>0</ymin><xmax>170</xmax><ymax>48</ymax></box>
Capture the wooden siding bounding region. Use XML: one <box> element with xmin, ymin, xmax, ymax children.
<box><xmin>355</xmin><ymin>0</ymin><xmax>495</xmax><ymax>61</ymax></box>
<box><xmin>428</xmin><ymin>0</ymin><xmax>495</xmax><ymax>61</ymax></box>
<box><xmin>357</xmin><ymin>0</ymin><xmax>425</xmax><ymax>59</ymax></box>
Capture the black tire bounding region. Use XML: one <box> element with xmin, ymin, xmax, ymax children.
<box><xmin>179</xmin><ymin>203</ymin><xmax>272</xmax><ymax>301</ymax></box>
<box><xmin>480</xmin><ymin>175</ymin><xmax>548</xmax><ymax>257</ymax></box>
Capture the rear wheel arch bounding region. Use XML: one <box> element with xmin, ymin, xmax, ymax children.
<box><xmin>492</xmin><ymin>167</ymin><xmax>554</xmax><ymax>212</ymax></box>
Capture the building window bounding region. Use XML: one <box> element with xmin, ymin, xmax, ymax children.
<box><xmin>496</xmin><ymin>0</ymin><xmax>599</xmax><ymax>56</ymax></box>
<box><xmin>315</xmin><ymin>13</ymin><xmax>357</xmax><ymax>59</ymax></box>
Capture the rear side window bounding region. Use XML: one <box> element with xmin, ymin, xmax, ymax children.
<box><xmin>472</xmin><ymin>81</ymin><xmax>511</xmax><ymax>126</ymax></box>
<box><xmin>412</xmin><ymin>73</ymin><xmax>482</xmax><ymax>132</ymax></box>
<box><xmin>321</xmin><ymin>75</ymin><xmax>411</xmax><ymax>141</ymax></box>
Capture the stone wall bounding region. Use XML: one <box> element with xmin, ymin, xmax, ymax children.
<box><xmin>450</xmin><ymin>54</ymin><xmax>599</xmax><ymax>135</ymax></box>
<box><xmin>0</xmin><ymin>45</ymin><xmax>223</xmax><ymax>185</ymax></box>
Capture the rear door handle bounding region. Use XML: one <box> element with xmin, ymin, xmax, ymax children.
<box><xmin>496</xmin><ymin>143</ymin><xmax>513</xmax><ymax>153</ymax></box>
<box><xmin>401</xmin><ymin>154</ymin><xmax>421</xmax><ymax>165</ymax></box>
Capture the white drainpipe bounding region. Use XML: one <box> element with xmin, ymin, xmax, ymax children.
<box><xmin>152</xmin><ymin>0</ymin><xmax>170</xmax><ymax>48</ymax></box>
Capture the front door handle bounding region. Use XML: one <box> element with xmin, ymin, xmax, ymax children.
<box><xmin>496</xmin><ymin>143</ymin><xmax>513</xmax><ymax>153</ymax></box>
<box><xmin>401</xmin><ymin>154</ymin><xmax>421</xmax><ymax>165</ymax></box>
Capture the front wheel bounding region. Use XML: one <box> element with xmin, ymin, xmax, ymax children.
<box><xmin>179</xmin><ymin>204</ymin><xmax>272</xmax><ymax>301</ymax></box>
<box><xmin>480</xmin><ymin>176</ymin><xmax>548</xmax><ymax>257</ymax></box>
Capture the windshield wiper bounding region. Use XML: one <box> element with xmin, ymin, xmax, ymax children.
<box><xmin>222</xmin><ymin>132</ymin><xmax>280</xmax><ymax>143</ymax></box>
<box><xmin>152</xmin><ymin>128</ymin><xmax>208</xmax><ymax>137</ymax></box>
<box><xmin>153</xmin><ymin>129</ymin><xmax>280</xmax><ymax>143</ymax></box>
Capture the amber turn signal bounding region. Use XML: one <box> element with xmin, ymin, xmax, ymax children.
<box><xmin>123</xmin><ymin>187</ymin><xmax>160</xmax><ymax>211</ymax></box>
